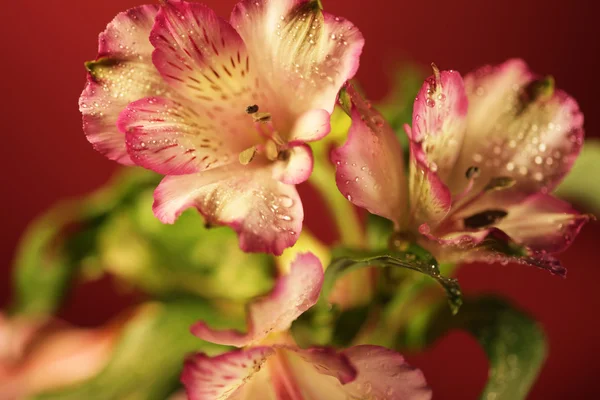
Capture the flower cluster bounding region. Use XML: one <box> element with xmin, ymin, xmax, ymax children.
<box><xmin>0</xmin><ymin>0</ymin><xmax>592</xmax><ymax>399</ymax></box>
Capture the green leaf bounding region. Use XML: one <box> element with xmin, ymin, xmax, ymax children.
<box><xmin>555</xmin><ymin>139</ymin><xmax>600</xmax><ymax>216</ymax></box>
<box><xmin>405</xmin><ymin>297</ymin><xmax>547</xmax><ymax>400</ymax></box>
<box><xmin>33</xmin><ymin>298</ymin><xmax>228</xmax><ymax>400</ymax></box>
<box><xmin>10</xmin><ymin>168</ymin><xmax>160</xmax><ymax>316</ymax></box>
<box><xmin>320</xmin><ymin>247</ymin><xmax>462</xmax><ymax>315</ymax></box>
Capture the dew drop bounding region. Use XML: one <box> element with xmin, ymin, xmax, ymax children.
<box><xmin>279</xmin><ymin>195</ymin><xmax>294</xmax><ymax>208</ymax></box>
<box><xmin>425</xmin><ymin>98</ymin><xmax>436</xmax><ymax>108</ymax></box>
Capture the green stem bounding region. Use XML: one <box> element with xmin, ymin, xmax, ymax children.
<box><xmin>309</xmin><ymin>144</ymin><xmax>365</xmax><ymax>247</ymax></box>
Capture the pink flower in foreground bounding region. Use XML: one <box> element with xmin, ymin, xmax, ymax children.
<box><xmin>333</xmin><ymin>60</ymin><xmax>590</xmax><ymax>273</ymax></box>
<box><xmin>0</xmin><ymin>314</ymin><xmax>123</xmax><ymax>399</ymax></box>
<box><xmin>80</xmin><ymin>0</ymin><xmax>364</xmax><ymax>255</ymax></box>
<box><xmin>182</xmin><ymin>253</ymin><xmax>431</xmax><ymax>399</ymax></box>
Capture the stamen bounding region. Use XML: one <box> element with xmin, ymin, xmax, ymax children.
<box><xmin>464</xmin><ymin>209</ymin><xmax>508</xmax><ymax>229</ymax></box>
<box><xmin>246</xmin><ymin>104</ymin><xmax>259</xmax><ymax>114</ymax></box>
<box><xmin>264</xmin><ymin>140</ymin><xmax>279</xmax><ymax>161</ymax></box>
<box><xmin>252</xmin><ymin>112</ymin><xmax>272</xmax><ymax>123</ymax></box>
<box><xmin>453</xmin><ymin>166</ymin><xmax>480</xmax><ymax>203</ymax></box>
<box><xmin>465</xmin><ymin>166</ymin><xmax>480</xmax><ymax>179</ymax></box>
<box><xmin>239</xmin><ymin>146</ymin><xmax>257</xmax><ymax>165</ymax></box>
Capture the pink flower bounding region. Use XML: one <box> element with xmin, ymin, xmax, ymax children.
<box><xmin>80</xmin><ymin>0</ymin><xmax>364</xmax><ymax>255</ymax></box>
<box><xmin>332</xmin><ymin>60</ymin><xmax>590</xmax><ymax>273</ymax></box>
<box><xmin>182</xmin><ymin>253</ymin><xmax>431</xmax><ymax>399</ymax></box>
<box><xmin>0</xmin><ymin>313</ymin><xmax>123</xmax><ymax>399</ymax></box>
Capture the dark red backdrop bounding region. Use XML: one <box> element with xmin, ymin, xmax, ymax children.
<box><xmin>1</xmin><ymin>0</ymin><xmax>598</xmax><ymax>398</ymax></box>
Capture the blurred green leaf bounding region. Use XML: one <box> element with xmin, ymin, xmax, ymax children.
<box><xmin>404</xmin><ymin>297</ymin><xmax>547</xmax><ymax>400</ymax></box>
<box><xmin>555</xmin><ymin>139</ymin><xmax>600</xmax><ymax>216</ymax></box>
<box><xmin>10</xmin><ymin>168</ymin><xmax>160</xmax><ymax>316</ymax></box>
<box><xmin>33</xmin><ymin>298</ymin><xmax>228</xmax><ymax>400</ymax></box>
<box><xmin>320</xmin><ymin>247</ymin><xmax>462</xmax><ymax>315</ymax></box>
<box><xmin>97</xmin><ymin>188</ymin><xmax>274</xmax><ymax>300</ymax></box>
<box><xmin>366</xmin><ymin>214</ymin><xmax>395</xmax><ymax>250</ymax></box>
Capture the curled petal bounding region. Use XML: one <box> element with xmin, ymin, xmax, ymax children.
<box><xmin>153</xmin><ymin>164</ymin><xmax>303</xmax><ymax>255</ymax></box>
<box><xmin>231</xmin><ymin>0</ymin><xmax>364</xmax><ymax>131</ymax></box>
<box><xmin>191</xmin><ymin>253</ymin><xmax>323</xmax><ymax>346</ymax></box>
<box><xmin>151</xmin><ymin>0</ymin><xmax>258</xmax><ymax>113</ymax></box>
<box><xmin>182</xmin><ymin>347</ymin><xmax>276</xmax><ymax>400</ymax></box>
<box><xmin>410</xmin><ymin>68</ymin><xmax>468</xmax><ymax>181</ymax></box>
<box><xmin>288</xmin><ymin>109</ymin><xmax>331</xmax><ymax>144</ymax></box>
<box><xmin>80</xmin><ymin>5</ymin><xmax>173</xmax><ymax>165</ymax></box>
<box><xmin>332</xmin><ymin>85</ymin><xmax>407</xmax><ymax>228</ymax></box>
<box><xmin>120</xmin><ymin>97</ymin><xmax>244</xmax><ymax>175</ymax></box>
<box><xmin>271</xmin><ymin>144</ymin><xmax>314</xmax><ymax>185</ymax></box>
<box><xmin>448</xmin><ymin>59</ymin><xmax>584</xmax><ymax>197</ymax></box>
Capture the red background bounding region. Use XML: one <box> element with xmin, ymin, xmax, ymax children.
<box><xmin>1</xmin><ymin>0</ymin><xmax>599</xmax><ymax>398</ymax></box>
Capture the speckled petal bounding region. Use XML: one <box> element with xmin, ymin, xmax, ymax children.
<box><xmin>231</xmin><ymin>0</ymin><xmax>364</xmax><ymax>133</ymax></box>
<box><xmin>151</xmin><ymin>0</ymin><xmax>259</xmax><ymax>115</ymax></box>
<box><xmin>182</xmin><ymin>347</ymin><xmax>276</xmax><ymax>400</ymax></box>
<box><xmin>119</xmin><ymin>96</ymin><xmax>246</xmax><ymax>175</ymax></box>
<box><xmin>447</xmin><ymin>59</ymin><xmax>584</xmax><ymax>198</ymax></box>
<box><xmin>192</xmin><ymin>253</ymin><xmax>323</xmax><ymax>346</ymax></box>
<box><xmin>80</xmin><ymin>5</ymin><xmax>173</xmax><ymax>165</ymax></box>
<box><xmin>410</xmin><ymin>68</ymin><xmax>468</xmax><ymax>182</ymax></box>
<box><xmin>331</xmin><ymin>85</ymin><xmax>407</xmax><ymax>228</ymax></box>
<box><xmin>153</xmin><ymin>163</ymin><xmax>303</xmax><ymax>255</ymax></box>
<box><xmin>271</xmin><ymin>144</ymin><xmax>314</xmax><ymax>185</ymax></box>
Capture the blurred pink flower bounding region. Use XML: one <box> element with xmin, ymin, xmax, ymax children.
<box><xmin>80</xmin><ymin>0</ymin><xmax>364</xmax><ymax>255</ymax></box>
<box><xmin>0</xmin><ymin>313</ymin><xmax>124</xmax><ymax>399</ymax></box>
<box><xmin>182</xmin><ymin>253</ymin><xmax>431</xmax><ymax>399</ymax></box>
<box><xmin>332</xmin><ymin>60</ymin><xmax>590</xmax><ymax>273</ymax></box>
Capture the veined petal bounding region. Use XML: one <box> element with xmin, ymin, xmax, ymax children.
<box><xmin>271</xmin><ymin>144</ymin><xmax>314</xmax><ymax>185</ymax></box>
<box><xmin>120</xmin><ymin>96</ymin><xmax>246</xmax><ymax>175</ymax></box>
<box><xmin>447</xmin><ymin>59</ymin><xmax>584</xmax><ymax>198</ymax></box>
<box><xmin>410</xmin><ymin>68</ymin><xmax>468</xmax><ymax>182</ymax></box>
<box><xmin>80</xmin><ymin>5</ymin><xmax>173</xmax><ymax>165</ymax></box>
<box><xmin>182</xmin><ymin>347</ymin><xmax>276</xmax><ymax>400</ymax></box>
<box><xmin>331</xmin><ymin>85</ymin><xmax>407</xmax><ymax>228</ymax></box>
<box><xmin>231</xmin><ymin>0</ymin><xmax>364</xmax><ymax>132</ymax></box>
<box><xmin>153</xmin><ymin>164</ymin><xmax>303</xmax><ymax>255</ymax></box>
<box><xmin>408</xmin><ymin>141</ymin><xmax>452</xmax><ymax>230</ymax></box>
<box><xmin>151</xmin><ymin>0</ymin><xmax>259</xmax><ymax>114</ymax></box>
<box><xmin>191</xmin><ymin>253</ymin><xmax>323</xmax><ymax>346</ymax></box>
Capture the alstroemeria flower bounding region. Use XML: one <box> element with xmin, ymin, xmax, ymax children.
<box><xmin>0</xmin><ymin>313</ymin><xmax>123</xmax><ymax>399</ymax></box>
<box><xmin>80</xmin><ymin>0</ymin><xmax>364</xmax><ymax>255</ymax></box>
<box><xmin>182</xmin><ymin>253</ymin><xmax>431</xmax><ymax>399</ymax></box>
<box><xmin>333</xmin><ymin>60</ymin><xmax>590</xmax><ymax>273</ymax></box>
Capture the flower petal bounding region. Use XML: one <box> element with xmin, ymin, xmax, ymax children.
<box><xmin>119</xmin><ymin>96</ymin><xmax>248</xmax><ymax>175</ymax></box>
<box><xmin>231</xmin><ymin>0</ymin><xmax>364</xmax><ymax>131</ymax></box>
<box><xmin>447</xmin><ymin>59</ymin><xmax>584</xmax><ymax>197</ymax></box>
<box><xmin>192</xmin><ymin>253</ymin><xmax>323</xmax><ymax>346</ymax></box>
<box><xmin>80</xmin><ymin>5</ymin><xmax>172</xmax><ymax>165</ymax></box>
<box><xmin>410</xmin><ymin>68</ymin><xmax>468</xmax><ymax>182</ymax></box>
<box><xmin>288</xmin><ymin>109</ymin><xmax>331</xmax><ymax>144</ymax></box>
<box><xmin>182</xmin><ymin>347</ymin><xmax>276</xmax><ymax>400</ymax></box>
<box><xmin>153</xmin><ymin>164</ymin><xmax>303</xmax><ymax>255</ymax></box>
<box><xmin>150</xmin><ymin>0</ymin><xmax>258</xmax><ymax>112</ymax></box>
<box><xmin>341</xmin><ymin>345</ymin><xmax>432</xmax><ymax>400</ymax></box>
<box><xmin>271</xmin><ymin>144</ymin><xmax>314</xmax><ymax>185</ymax></box>
<box><xmin>331</xmin><ymin>85</ymin><xmax>407</xmax><ymax>228</ymax></box>
<box><xmin>493</xmin><ymin>194</ymin><xmax>590</xmax><ymax>253</ymax></box>
<box><xmin>408</xmin><ymin>140</ymin><xmax>452</xmax><ymax>230</ymax></box>
<box><xmin>284</xmin><ymin>345</ymin><xmax>430</xmax><ymax>400</ymax></box>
